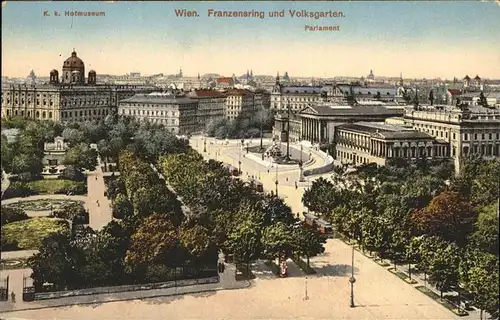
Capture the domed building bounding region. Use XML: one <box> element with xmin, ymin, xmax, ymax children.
<box><xmin>62</xmin><ymin>50</ymin><xmax>85</xmax><ymax>84</ymax></box>
<box><xmin>1</xmin><ymin>49</ymin><xmax>158</xmax><ymax>122</ymax></box>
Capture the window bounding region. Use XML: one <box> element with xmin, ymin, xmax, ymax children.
<box><xmin>464</xmin><ymin>133</ymin><xmax>468</xmax><ymax>141</ymax></box>
<box><xmin>453</xmin><ymin>133</ymin><xmax>456</xmax><ymax>139</ymax></box>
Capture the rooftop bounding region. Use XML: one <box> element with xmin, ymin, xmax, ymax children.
<box><xmin>338</xmin><ymin>122</ymin><xmax>433</xmax><ymax>140</ymax></box>
<box><xmin>119</xmin><ymin>93</ymin><xmax>195</xmax><ymax>104</ymax></box>
<box><xmin>304</xmin><ymin>103</ymin><xmax>405</xmax><ymax>117</ymax></box>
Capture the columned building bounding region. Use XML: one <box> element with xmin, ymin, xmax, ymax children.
<box><xmin>1</xmin><ymin>50</ymin><xmax>157</xmax><ymax>122</ymax></box>
<box><xmin>298</xmin><ymin>103</ymin><xmax>405</xmax><ymax>144</ymax></box>
<box><xmin>335</xmin><ymin>122</ymin><xmax>448</xmax><ymax>166</ymax></box>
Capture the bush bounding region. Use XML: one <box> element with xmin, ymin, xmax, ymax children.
<box><xmin>23</xmin><ymin>179</ymin><xmax>87</xmax><ymax>195</ymax></box>
<box><xmin>11</xmin><ymin>172</ymin><xmax>42</xmax><ymax>182</ymax></box>
<box><xmin>2</xmin><ymin>182</ymin><xmax>38</xmax><ymax>199</ymax></box>
<box><xmin>1</xmin><ymin>217</ymin><xmax>69</xmax><ymax>250</ymax></box>
<box><xmin>1</xmin><ymin>206</ymin><xmax>29</xmax><ymax>225</ymax></box>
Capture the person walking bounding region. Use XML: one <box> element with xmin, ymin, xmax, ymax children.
<box><xmin>295</xmin><ymin>181</ymin><xmax>298</xmax><ymax>189</ymax></box>
<box><xmin>10</xmin><ymin>291</ymin><xmax>15</xmax><ymax>303</ymax></box>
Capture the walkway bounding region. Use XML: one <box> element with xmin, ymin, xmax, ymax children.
<box><xmin>0</xmin><ymin>263</ymin><xmax>249</xmax><ymax>314</ymax></box>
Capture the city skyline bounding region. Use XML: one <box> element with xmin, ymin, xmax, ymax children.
<box><xmin>2</xmin><ymin>1</ymin><xmax>500</xmax><ymax>79</ymax></box>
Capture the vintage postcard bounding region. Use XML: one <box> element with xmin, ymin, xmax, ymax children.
<box><xmin>1</xmin><ymin>1</ymin><xmax>499</xmax><ymax>319</ymax></box>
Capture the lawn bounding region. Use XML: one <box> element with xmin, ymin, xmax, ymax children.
<box><xmin>1</xmin><ymin>217</ymin><xmax>70</xmax><ymax>250</ymax></box>
<box><xmin>26</xmin><ymin>179</ymin><xmax>86</xmax><ymax>195</ymax></box>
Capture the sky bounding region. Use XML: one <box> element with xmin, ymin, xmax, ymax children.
<box><xmin>2</xmin><ymin>1</ymin><xmax>500</xmax><ymax>79</ymax></box>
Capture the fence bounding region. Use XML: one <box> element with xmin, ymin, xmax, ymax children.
<box><xmin>31</xmin><ymin>275</ymin><xmax>220</xmax><ymax>301</ymax></box>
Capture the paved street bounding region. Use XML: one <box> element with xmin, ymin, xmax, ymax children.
<box><xmin>0</xmin><ymin>138</ymin><xmax>466</xmax><ymax>319</ymax></box>
<box><xmin>1</xmin><ymin>239</ymin><xmax>459</xmax><ymax>320</ymax></box>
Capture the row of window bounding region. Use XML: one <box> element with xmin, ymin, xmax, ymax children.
<box><xmin>119</xmin><ymin>108</ymin><xmax>179</xmax><ymax>117</ymax></box>
<box><xmin>61</xmin><ymin>109</ymin><xmax>110</xmax><ymax>118</ymax></box>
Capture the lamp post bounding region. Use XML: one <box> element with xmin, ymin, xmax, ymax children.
<box><xmin>275</xmin><ymin>163</ymin><xmax>279</xmax><ymax>196</ymax></box>
<box><xmin>203</xmin><ymin>136</ymin><xmax>207</xmax><ymax>153</ymax></box>
<box><xmin>349</xmin><ymin>245</ymin><xmax>356</xmax><ymax>308</ymax></box>
<box><xmin>260</xmin><ymin>105</ymin><xmax>264</xmax><ymax>152</ymax></box>
<box><xmin>286</xmin><ymin>103</ymin><xmax>291</xmax><ymax>160</ymax></box>
<box><xmin>246</xmin><ymin>141</ymin><xmax>250</xmax><ymax>154</ymax></box>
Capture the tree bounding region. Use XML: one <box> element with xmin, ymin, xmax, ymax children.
<box><xmin>302</xmin><ymin>178</ymin><xmax>337</xmax><ymax>215</ymax></box>
<box><xmin>259</xmin><ymin>195</ymin><xmax>295</xmax><ymax>226</ymax></box>
<box><xmin>60</xmin><ymin>165</ymin><xmax>86</xmax><ymax>181</ymax></box>
<box><xmin>10</xmin><ymin>153</ymin><xmax>43</xmax><ymax>175</ymax></box>
<box><xmin>61</xmin><ymin>128</ymin><xmax>84</xmax><ymax>146</ymax></box>
<box><xmin>28</xmin><ymin>233</ymin><xmax>84</xmax><ymax>291</ymax></box>
<box><xmin>461</xmin><ymin>251</ymin><xmax>499</xmax><ymax>319</ymax></box>
<box><xmin>64</xmin><ymin>143</ymin><xmax>98</xmax><ymax>171</ymax></box>
<box><xmin>125</xmin><ymin>214</ymin><xmax>180</xmax><ymax>269</ymax></box>
<box><xmin>426</xmin><ymin>240</ymin><xmax>460</xmax><ymax>300</ymax></box>
<box><xmin>471</xmin><ymin>203</ymin><xmax>499</xmax><ymax>255</ymax></box>
<box><xmin>411</xmin><ymin>236</ymin><xmax>460</xmax><ymax>299</ymax></box>
<box><xmin>292</xmin><ymin>225</ymin><xmax>326</xmax><ymax>267</ymax></box>
<box><xmin>428</xmin><ymin>90</ymin><xmax>434</xmax><ymax>106</ymax></box>
<box><xmin>412</xmin><ymin>191</ymin><xmax>477</xmax><ymax>246</ymax></box>
<box><xmin>179</xmin><ymin>222</ymin><xmax>215</xmax><ymax>263</ymax></box>
<box><xmin>261</xmin><ymin>222</ymin><xmax>294</xmax><ymax>262</ymax></box>
<box><xmin>226</xmin><ymin>217</ymin><xmax>262</xmax><ymax>271</ymax></box>
<box><xmin>112</xmin><ymin>193</ymin><xmax>134</xmax><ymax>219</ymax></box>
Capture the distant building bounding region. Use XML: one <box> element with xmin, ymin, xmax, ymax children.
<box><xmin>1</xmin><ymin>50</ymin><xmax>157</xmax><ymax>122</ymax></box>
<box><xmin>271</xmin><ymin>73</ymin><xmax>323</xmax><ymax>113</ymax></box>
<box><xmin>334</xmin><ymin>122</ymin><xmax>447</xmax><ymax>166</ymax></box>
<box><xmin>118</xmin><ymin>92</ymin><xmax>197</xmax><ymax>134</ymax></box>
<box><xmin>404</xmin><ymin>104</ymin><xmax>500</xmax><ymax>173</ymax></box>
<box><xmin>224</xmin><ymin>88</ymin><xmax>260</xmax><ymax>120</ymax></box>
<box><xmin>216</xmin><ymin>75</ymin><xmax>238</xmax><ymax>89</ymax></box>
<box><xmin>187</xmin><ymin>89</ymin><xmax>226</xmax><ymax>131</ymax></box>
<box><xmin>273</xmin><ymin>102</ymin><xmax>405</xmax><ymax>145</ymax></box>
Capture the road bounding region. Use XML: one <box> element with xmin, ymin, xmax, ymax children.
<box><xmin>0</xmin><ymin>138</ymin><xmax>463</xmax><ymax>319</ymax></box>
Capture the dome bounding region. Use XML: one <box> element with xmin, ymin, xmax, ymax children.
<box><xmin>89</xmin><ymin>70</ymin><xmax>96</xmax><ymax>74</ymax></box>
<box><xmin>50</xmin><ymin>69</ymin><xmax>58</xmax><ymax>75</ymax></box>
<box><xmin>63</xmin><ymin>51</ymin><xmax>84</xmax><ymax>70</ymax></box>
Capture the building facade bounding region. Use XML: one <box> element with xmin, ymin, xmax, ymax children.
<box><xmin>118</xmin><ymin>93</ymin><xmax>197</xmax><ymax>134</ymax></box>
<box><xmin>271</xmin><ymin>74</ymin><xmax>323</xmax><ymax>114</ymax></box>
<box><xmin>334</xmin><ymin>122</ymin><xmax>448</xmax><ymax>166</ymax></box>
<box><xmin>187</xmin><ymin>89</ymin><xmax>226</xmax><ymax>131</ymax></box>
<box><xmin>404</xmin><ymin>105</ymin><xmax>500</xmax><ymax>172</ymax></box>
<box><xmin>224</xmin><ymin>89</ymin><xmax>259</xmax><ymax>120</ymax></box>
<box><xmin>1</xmin><ymin>50</ymin><xmax>157</xmax><ymax>122</ymax></box>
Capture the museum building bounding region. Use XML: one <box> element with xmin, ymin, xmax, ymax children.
<box><xmin>1</xmin><ymin>50</ymin><xmax>157</xmax><ymax>122</ymax></box>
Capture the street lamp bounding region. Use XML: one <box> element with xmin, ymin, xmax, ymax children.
<box><xmin>203</xmin><ymin>136</ymin><xmax>207</xmax><ymax>153</ymax></box>
<box><xmin>275</xmin><ymin>163</ymin><xmax>279</xmax><ymax>196</ymax></box>
<box><xmin>286</xmin><ymin>103</ymin><xmax>291</xmax><ymax>160</ymax></box>
<box><xmin>246</xmin><ymin>141</ymin><xmax>250</xmax><ymax>154</ymax></box>
<box><xmin>260</xmin><ymin>104</ymin><xmax>264</xmax><ymax>152</ymax></box>
<box><xmin>349</xmin><ymin>246</ymin><xmax>356</xmax><ymax>308</ymax></box>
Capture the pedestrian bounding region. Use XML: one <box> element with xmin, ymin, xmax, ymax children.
<box><xmin>286</xmin><ymin>177</ymin><xmax>288</xmax><ymax>182</ymax></box>
<box><xmin>267</xmin><ymin>169</ymin><xmax>270</xmax><ymax>174</ymax></box>
<box><xmin>295</xmin><ymin>181</ymin><xmax>298</xmax><ymax>189</ymax></box>
<box><xmin>10</xmin><ymin>292</ymin><xmax>15</xmax><ymax>303</ymax></box>
<box><xmin>95</xmin><ymin>176</ymin><xmax>97</xmax><ymax>180</ymax></box>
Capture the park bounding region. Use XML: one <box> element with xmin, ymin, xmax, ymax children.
<box><xmin>0</xmin><ymin>116</ymin><xmax>498</xmax><ymax>320</ymax></box>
